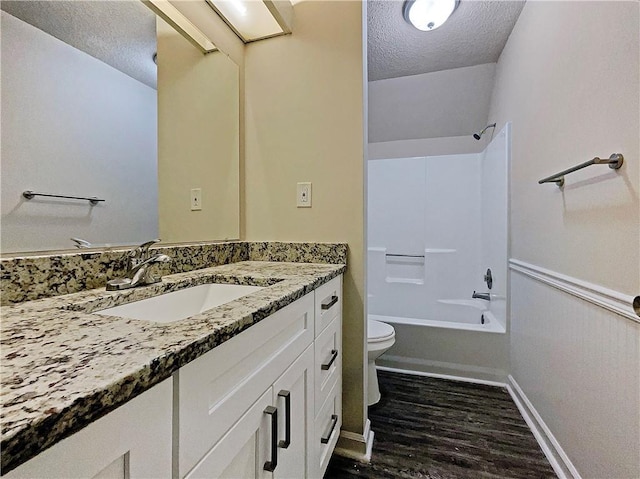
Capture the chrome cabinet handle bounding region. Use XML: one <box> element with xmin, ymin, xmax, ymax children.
<box><xmin>263</xmin><ymin>406</ymin><xmax>278</xmax><ymax>472</ymax></box>
<box><xmin>321</xmin><ymin>295</ymin><xmax>338</xmax><ymax>310</ymax></box>
<box><xmin>321</xmin><ymin>349</ymin><xmax>338</xmax><ymax>370</ymax></box>
<box><xmin>278</xmin><ymin>390</ymin><xmax>291</xmax><ymax>449</ymax></box>
<box><xmin>321</xmin><ymin>415</ymin><xmax>338</xmax><ymax>444</ymax></box>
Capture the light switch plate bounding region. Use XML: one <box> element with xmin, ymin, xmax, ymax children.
<box><xmin>297</xmin><ymin>182</ymin><xmax>312</xmax><ymax>208</ymax></box>
<box><xmin>190</xmin><ymin>188</ymin><xmax>202</xmax><ymax>211</ymax></box>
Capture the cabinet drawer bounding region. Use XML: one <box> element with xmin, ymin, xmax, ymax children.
<box><xmin>314</xmin><ymin>276</ymin><xmax>342</xmax><ymax>337</ymax></box>
<box><xmin>314</xmin><ymin>316</ymin><xmax>341</xmax><ymax>417</ymax></box>
<box><xmin>177</xmin><ymin>293</ymin><xmax>314</xmax><ymax>478</ymax></box>
<box><xmin>312</xmin><ymin>381</ymin><xmax>342</xmax><ymax>479</ymax></box>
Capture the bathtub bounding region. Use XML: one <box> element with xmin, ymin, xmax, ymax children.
<box><xmin>370</xmin><ymin>298</ymin><xmax>505</xmax><ymax>333</ymax></box>
<box><xmin>371</xmin><ymin>299</ymin><xmax>508</xmax><ymax>382</ymax></box>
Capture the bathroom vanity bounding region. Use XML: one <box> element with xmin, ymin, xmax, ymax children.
<box><xmin>0</xmin><ymin>261</ymin><xmax>343</xmax><ymax>479</ymax></box>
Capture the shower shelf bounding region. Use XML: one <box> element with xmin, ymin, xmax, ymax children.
<box><xmin>385</xmin><ymin>278</ymin><xmax>424</xmax><ymax>285</ymax></box>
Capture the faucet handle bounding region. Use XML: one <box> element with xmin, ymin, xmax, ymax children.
<box><xmin>138</xmin><ymin>238</ymin><xmax>161</xmax><ymax>252</ymax></box>
<box><xmin>71</xmin><ymin>237</ymin><xmax>92</xmax><ymax>249</ymax></box>
<box><xmin>484</xmin><ymin>268</ymin><xmax>493</xmax><ymax>289</ymax></box>
<box><xmin>129</xmin><ymin>239</ymin><xmax>160</xmax><ymax>257</ymax></box>
<box><xmin>128</xmin><ymin>239</ymin><xmax>161</xmax><ymax>270</ymax></box>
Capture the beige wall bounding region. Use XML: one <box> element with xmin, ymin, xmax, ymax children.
<box><xmin>168</xmin><ymin>1</ymin><xmax>248</xmax><ymax>238</ymax></box>
<box><xmin>490</xmin><ymin>2</ymin><xmax>640</xmax><ymax>476</ymax></box>
<box><xmin>244</xmin><ymin>0</ymin><xmax>366</xmax><ymax>439</ymax></box>
<box><xmin>489</xmin><ymin>1</ymin><xmax>639</xmax><ymax>295</ymax></box>
<box><xmin>157</xmin><ymin>17</ymin><xmax>240</xmax><ymax>242</ymax></box>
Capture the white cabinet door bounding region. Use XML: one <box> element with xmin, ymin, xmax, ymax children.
<box><xmin>178</xmin><ymin>293</ymin><xmax>314</xmax><ymax>477</ymax></box>
<box><xmin>185</xmin><ymin>389</ymin><xmax>275</xmax><ymax>479</ymax></box>
<box><xmin>272</xmin><ymin>345</ymin><xmax>314</xmax><ymax>479</ymax></box>
<box><xmin>3</xmin><ymin>379</ymin><xmax>173</xmax><ymax>479</ymax></box>
<box><xmin>185</xmin><ymin>348</ymin><xmax>315</xmax><ymax>479</ymax></box>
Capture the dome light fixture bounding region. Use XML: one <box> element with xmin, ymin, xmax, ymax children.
<box><xmin>403</xmin><ymin>0</ymin><xmax>460</xmax><ymax>31</ymax></box>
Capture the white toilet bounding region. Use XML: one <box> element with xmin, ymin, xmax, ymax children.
<box><xmin>367</xmin><ymin>319</ymin><xmax>396</xmax><ymax>406</ymax></box>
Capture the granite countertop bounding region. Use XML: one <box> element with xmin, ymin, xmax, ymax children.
<box><xmin>0</xmin><ymin>261</ymin><xmax>346</xmax><ymax>473</ymax></box>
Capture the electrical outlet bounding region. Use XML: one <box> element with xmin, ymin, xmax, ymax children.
<box><xmin>297</xmin><ymin>182</ymin><xmax>312</xmax><ymax>208</ymax></box>
<box><xmin>190</xmin><ymin>188</ymin><xmax>202</xmax><ymax>211</ymax></box>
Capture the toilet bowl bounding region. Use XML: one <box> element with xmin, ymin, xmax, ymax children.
<box><xmin>367</xmin><ymin>319</ymin><xmax>396</xmax><ymax>406</ymax></box>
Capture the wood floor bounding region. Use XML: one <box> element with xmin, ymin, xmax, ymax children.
<box><xmin>325</xmin><ymin>370</ymin><xmax>557</xmax><ymax>479</ymax></box>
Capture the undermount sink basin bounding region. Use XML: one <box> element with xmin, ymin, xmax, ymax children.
<box><xmin>96</xmin><ymin>283</ymin><xmax>264</xmax><ymax>323</ymax></box>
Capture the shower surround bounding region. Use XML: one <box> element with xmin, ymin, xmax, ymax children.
<box><xmin>367</xmin><ymin>124</ymin><xmax>510</xmax><ymax>382</ymax></box>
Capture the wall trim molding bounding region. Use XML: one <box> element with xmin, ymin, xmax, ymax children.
<box><xmin>509</xmin><ymin>259</ymin><xmax>639</xmax><ymax>324</ymax></box>
<box><xmin>506</xmin><ymin>375</ymin><xmax>582</xmax><ymax>479</ymax></box>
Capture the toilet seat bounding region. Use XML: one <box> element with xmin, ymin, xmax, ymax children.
<box><xmin>368</xmin><ymin>320</ymin><xmax>395</xmax><ymax>343</ymax></box>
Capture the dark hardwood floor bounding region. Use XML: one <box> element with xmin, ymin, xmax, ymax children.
<box><xmin>325</xmin><ymin>370</ymin><xmax>557</xmax><ymax>479</ymax></box>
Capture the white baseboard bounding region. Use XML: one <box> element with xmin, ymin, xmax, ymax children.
<box><xmin>376</xmin><ymin>364</ymin><xmax>508</xmax><ymax>388</ymax></box>
<box><xmin>334</xmin><ymin>419</ymin><xmax>374</xmax><ymax>462</ymax></box>
<box><xmin>506</xmin><ymin>375</ymin><xmax>581</xmax><ymax>479</ymax></box>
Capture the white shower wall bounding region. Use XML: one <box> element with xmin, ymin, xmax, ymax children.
<box><xmin>367</xmin><ymin>126</ymin><xmax>510</xmax><ymax>382</ymax></box>
<box><xmin>368</xmin><ymin>153</ymin><xmax>484</xmax><ymax>320</ymax></box>
<box><xmin>480</xmin><ymin>124</ymin><xmax>510</xmax><ymax>327</ymax></box>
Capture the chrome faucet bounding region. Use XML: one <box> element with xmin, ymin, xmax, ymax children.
<box><xmin>128</xmin><ymin>253</ymin><xmax>172</xmax><ymax>287</ymax></box>
<box><xmin>127</xmin><ymin>239</ymin><xmax>161</xmax><ymax>272</ymax></box>
<box><xmin>472</xmin><ymin>291</ymin><xmax>491</xmax><ymax>301</ymax></box>
<box><xmin>106</xmin><ymin>240</ymin><xmax>171</xmax><ymax>291</ymax></box>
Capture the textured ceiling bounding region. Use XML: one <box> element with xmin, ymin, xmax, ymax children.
<box><xmin>1</xmin><ymin>1</ymin><xmax>157</xmax><ymax>89</ymax></box>
<box><xmin>368</xmin><ymin>0</ymin><xmax>525</xmax><ymax>81</ymax></box>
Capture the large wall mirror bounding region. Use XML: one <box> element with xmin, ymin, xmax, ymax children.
<box><xmin>0</xmin><ymin>0</ymin><xmax>240</xmax><ymax>254</ymax></box>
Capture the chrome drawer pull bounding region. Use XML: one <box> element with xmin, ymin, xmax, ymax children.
<box><xmin>321</xmin><ymin>414</ymin><xmax>339</xmax><ymax>444</ymax></box>
<box><xmin>278</xmin><ymin>390</ymin><xmax>291</xmax><ymax>449</ymax></box>
<box><xmin>263</xmin><ymin>406</ymin><xmax>278</xmax><ymax>471</ymax></box>
<box><xmin>321</xmin><ymin>295</ymin><xmax>338</xmax><ymax>310</ymax></box>
<box><xmin>321</xmin><ymin>349</ymin><xmax>338</xmax><ymax>370</ymax></box>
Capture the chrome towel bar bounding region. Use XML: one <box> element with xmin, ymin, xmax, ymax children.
<box><xmin>22</xmin><ymin>190</ymin><xmax>105</xmax><ymax>205</ymax></box>
<box><xmin>538</xmin><ymin>153</ymin><xmax>624</xmax><ymax>187</ymax></box>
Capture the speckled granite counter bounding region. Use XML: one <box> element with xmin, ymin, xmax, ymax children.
<box><xmin>1</xmin><ymin>241</ymin><xmax>348</xmax><ymax>305</ymax></box>
<box><xmin>0</xmin><ymin>261</ymin><xmax>346</xmax><ymax>473</ymax></box>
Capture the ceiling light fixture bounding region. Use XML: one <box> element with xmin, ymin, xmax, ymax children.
<box><xmin>403</xmin><ymin>0</ymin><xmax>459</xmax><ymax>31</ymax></box>
<box><xmin>205</xmin><ymin>0</ymin><xmax>293</xmax><ymax>43</ymax></box>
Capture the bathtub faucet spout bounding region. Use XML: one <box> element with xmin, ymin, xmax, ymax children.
<box><xmin>472</xmin><ymin>291</ymin><xmax>491</xmax><ymax>301</ymax></box>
